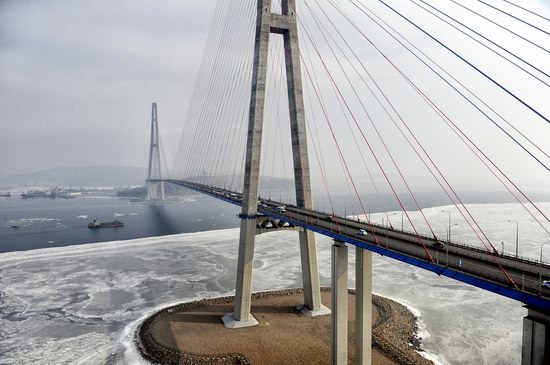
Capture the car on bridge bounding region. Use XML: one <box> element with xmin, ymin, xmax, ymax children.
<box><xmin>542</xmin><ymin>280</ymin><xmax>550</xmax><ymax>289</ymax></box>
<box><xmin>276</xmin><ymin>206</ymin><xmax>286</xmax><ymax>213</ymax></box>
<box><xmin>432</xmin><ymin>241</ymin><xmax>445</xmax><ymax>249</ymax></box>
<box><xmin>357</xmin><ymin>229</ymin><xmax>368</xmax><ymax>236</ymax></box>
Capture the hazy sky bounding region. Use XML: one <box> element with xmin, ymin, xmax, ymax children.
<box><xmin>0</xmin><ymin>0</ymin><xmax>549</xmax><ymax>195</ymax></box>
<box><xmin>0</xmin><ymin>1</ymin><xmax>215</xmax><ymax>174</ymax></box>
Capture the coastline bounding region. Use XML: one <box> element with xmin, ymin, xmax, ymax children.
<box><xmin>136</xmin><ymin>288</ymin><xmax>435</xmax><ymax>365</ymax></box>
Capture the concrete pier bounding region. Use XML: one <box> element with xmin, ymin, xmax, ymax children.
<box><xmin>522</xmin><ymin>306</ymin><xmax>550</xmax><ymax>364</ymax></box>
<box><xmin>356</xmin><ymin>247</ymin><xmax>373</xmax><ymax>365</ymax></box>
<box><xmin>331</xmin><ymin>241</ymin><xmax>348</xmax><ymax>365</ymax></box>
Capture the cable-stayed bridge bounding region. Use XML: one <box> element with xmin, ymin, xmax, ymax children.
<box><xmin>146</xmin><ymin>0</ymin><xmax>550</xmax><ymax>363</ymax></box>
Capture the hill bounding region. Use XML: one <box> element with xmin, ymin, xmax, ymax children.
<box><xmin>0</xmin><ymin>165</ymin><xmax>148</xmax><ymax>187</ymax></box>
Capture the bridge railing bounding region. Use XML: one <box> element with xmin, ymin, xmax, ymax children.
<box><xmin>280</xmin><ymin>205</ymin><xmax>550</xmax><ymax>279</ymax></box>
<box><xmin>282</xmin><ymin>211</ymin><xmax>549</xmax><ymax>297</ymax></box>
<box><xmin>330</xmin><ymin>211</ymin><xmax>550</xmax><ymax>270</ymax></box>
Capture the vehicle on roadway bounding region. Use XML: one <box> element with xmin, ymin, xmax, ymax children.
<box><xmin>261</xmin><ymin>203</ymin><xmax>268</xmax><ymax>208</ymax></box>
<box><xmin>432</xmin><ymin>241</ymin><xmax>445</xmax><ymax>249</ymax></box>
<box><xmin>276</xmin><ymin>206</ymin><xmax>286</xmax><ymax>213</ymax></box>
<box><xmin>325</xmin><ymin>215</ymin><xmax>333</xmax><ymax>220</ymax></box>
<box><xmin>542</xmin><ymin>280</ymin><xmax>550</xmax><ymax>289</ymax></box>
<box><xmin>357</xmin><ymin>229</ymin><xmax>367</xmax><ymax>236</ymax></box>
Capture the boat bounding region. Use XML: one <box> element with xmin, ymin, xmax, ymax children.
<box><xmin>88</xmin><ymin>219</ymin><xmax>124</xmax><ymax>229</ymax></box>
<box><xmin>10</xmin><ymin>225</ymin><xmax>18</xmax><ymax>229</ymax></box>
<box><xmin>21</xmin><ymin>190</ymin><xmax>56</xmax><ymax>199</ymax></box>
<box><xmin>0</xmin><ymin>192</ymin><xmax>11</xmax><ymax>197</ymax></box>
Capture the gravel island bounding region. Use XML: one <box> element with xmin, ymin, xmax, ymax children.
<box><xmin>137</xmin><ymin>288</ymin><xmax>434</xmax><ymax>365</ymax></box>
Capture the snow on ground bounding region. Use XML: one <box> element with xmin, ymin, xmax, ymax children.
<box><xmin>0</xmin><ymin>202</ymin><xmax>549</xmax><ymax>364</ymax></box>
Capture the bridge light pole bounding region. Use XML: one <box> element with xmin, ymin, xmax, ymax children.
<box><xmin>500</xmin><ymin>242</ymin><xmax>505</xmax><ymax>256</ymax></box>
<box><xmin>507</xmin><ymin>220</ymin><xmax>519</xmax><ymax>258</ymax></box>
<box><xmin>441</xmin><ymin>210</ymin><xmax>451</xmax><ymax>242</ymax></box>
<box><xmin>539</xmin><ymin>240</ymin><xmax>550</xmax><ymax>295</ymax></box>
<box><xmin>387</xmin><ymin>212</ymin><xmax>397</xmax><ymax>229</ymax></box>
<box><xmin>446</xmin><ymin>223</ymin><xmax>458</xmax><ymax>243</ymax></box>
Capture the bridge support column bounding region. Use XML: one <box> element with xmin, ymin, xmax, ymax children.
<box><xmin>222</xmin><ymin>217</ymin><xmax>259</xmax><ymax>328</ymax></box>
<box><xmin>331</xmin><ymin>241</ymin><xmax>348</xmax><ymax>365</ymax></box>
<box><xmin>356</xmin><ymin>247</ymin><xmax>372</xmax><ymax>365</ymax></box>
<box><xmin>522</xmin><ymin>306</ymin><xmax>550</xmax><ymax>365</ymax></box>
<box><xmin>297</xmin><ymin>229</ymin><xmax>330</xmax><ymax>317</ymax></box>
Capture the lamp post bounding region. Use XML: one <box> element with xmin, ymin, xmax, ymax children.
<box><xmin>508</xmin><ymin>220</ymin><xmax>519</xmax><ymax>258</ymax></box>
<box><xmin>446</xmin><ymin>223</ymin><xmax>458</xmax><ymax>243</ymax></box>
<box><xmin>442</xmin><ymin>210</ymin><xmax>451</xmax><ymax>242</ymax></box>
<box><xmin>501</xmin><ymin>242</ymin><xmax>505</xmax><ymax>256</ymax></box>
<box><xmin>388</xmin><ymin>212</ymin><xmax>397</xmax><ymax>229</ymax></box>
<box><xmin>401</xmin><ymin>209</ymin><xmax>405</xmax><ymax>231</ymax></box>
<box><xmin>540</xmin><ymin>241</ymin><xmax>550</xmax><ymax>295</ymax></box>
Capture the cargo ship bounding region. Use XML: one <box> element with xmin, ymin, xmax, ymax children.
<box><xmin>0</xmin><ymin>192</ymin><xmax>11</xmax><ymax>197</ymax></box>
<box><xmin>21</xmin><ymin>190</ymin><xmax>56</xmax><ymax>199</ymax></box>
<box><xmin>88</xmin><ymin>219</ymin><xmax>124</xmax><ymax>229</ymax></box>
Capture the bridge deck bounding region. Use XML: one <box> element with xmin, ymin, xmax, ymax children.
<box><xmin>162</xmin><ymin>179</ymin><xmax>550</xmax><ymax>311</ymax></box>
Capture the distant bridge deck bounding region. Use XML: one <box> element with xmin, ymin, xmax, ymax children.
<box><xmin>157</xmin><ymin>179</ymin><xmax>550</xmax><ymax>311</ymax></box>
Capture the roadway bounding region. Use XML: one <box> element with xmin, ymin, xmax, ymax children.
<box><xmin>163</xmin><ymin>179</ymin><xmax>550</xmax><ymax>309</ymax></box>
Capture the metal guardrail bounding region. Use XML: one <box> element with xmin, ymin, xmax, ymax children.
<box><xmin>285</xmin><ymin>202</ymin><xmax>550</xmax><ymax>270</ymax></box>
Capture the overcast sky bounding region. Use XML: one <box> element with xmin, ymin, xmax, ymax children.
<box><xmin>0</xmin><ymin>0</ymin><xmax>549</xmax><ymax>195</ymax></box>
<box><xmin>0</xmin><ymin>0</ymin><xmax>215</xmax><ymax>175</ymax></box>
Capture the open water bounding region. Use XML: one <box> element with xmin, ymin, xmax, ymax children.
<box><xmin>2</xmin><ymin>189</ymin><xmax>549</xmax><ymax>253</ymax></box>
<box><xmin>0</xmin><ymin>194</ymin><xmax>240</xmax><ymax>253</ymax></box>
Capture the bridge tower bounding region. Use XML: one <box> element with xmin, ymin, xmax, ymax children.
<box><xmin>224</xmin><ymin>0</ymin><xmax>330</xmax><ymax>327</ymax></box>
<box><xmin>222</xmin><ymin>0</ymin><xmax>329</xmax><ymax>329</ymax></box>
<box><xmin>146</xmin><ymin>102</ymin><xmax>165</xmax><ymax>201</ymax></box>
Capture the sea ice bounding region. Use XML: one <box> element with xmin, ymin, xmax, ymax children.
<box><xmin>0</xmin><ymin>202</ymin><xmax>548</xmax><ymax>364</ymax></box>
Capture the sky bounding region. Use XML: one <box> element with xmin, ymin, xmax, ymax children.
<box><xmin>0</xmin><ymin>0</ymin><xmax>216</xmax><ymax>175</ymax></box>
<box><xmin>0</xmin><ymin>0</ymin><xmax>549</xmax><ymax>195</ymax></box>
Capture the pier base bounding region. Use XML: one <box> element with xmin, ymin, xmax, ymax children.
<box><xmin>221</xmin><ymin>313</ymin><xmax>258</xmax><ymax>329</ymax></box>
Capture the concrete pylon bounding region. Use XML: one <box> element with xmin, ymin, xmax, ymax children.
<box><xmin>146</xmin><ymin>103</ymin><xmax>165</xmax><ymax>201</ymax></box>
<box><xmin>356</xmin><ymin>247</ymin><xmax>373</xmax><ymax>364</ymax></box>
<box><xmin>223</xmin><ymin>0</ymin><xmax>325</xmax><ymax>329</ymax></box>
<box><xmin>331</xmin><ymin>241</ymin><xmax>348</xmax><ymax>365</ymax></box>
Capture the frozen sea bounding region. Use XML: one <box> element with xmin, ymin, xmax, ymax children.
<box><xmin>0</xmin><ymin>202</ymin><xmax>549</xmax><ymax>364</ymax></box>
